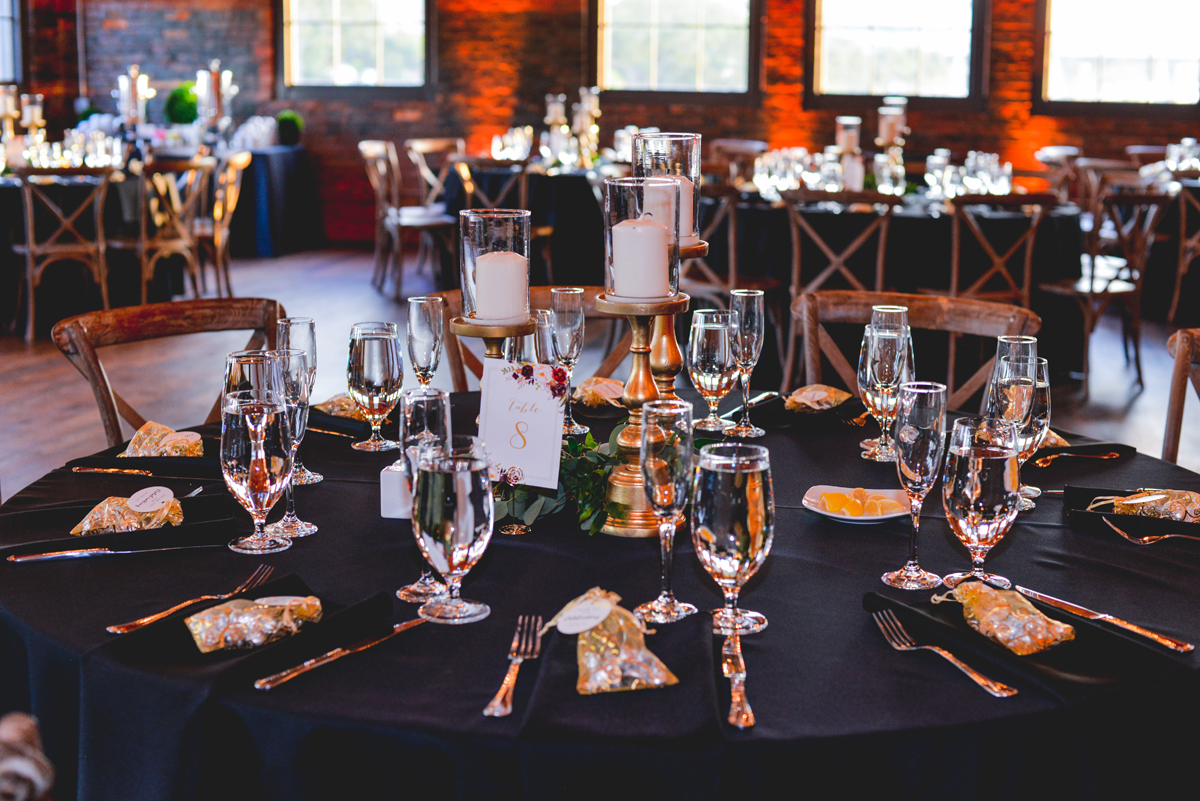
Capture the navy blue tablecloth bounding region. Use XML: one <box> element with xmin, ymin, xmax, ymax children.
<box><xmin>228</xmin><ymin>145</ymin><xmax>322</xmax><ymax>258</ymax></box>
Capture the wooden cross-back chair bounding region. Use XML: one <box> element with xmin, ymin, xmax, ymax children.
<box><xmin>195</xmin><ymin>151</ymin><xmax>251</xmax><ymax>297</ymax></box>
<box><xmin>1125</xmin><ymin>145</ymin><xmax>1168</xmax><ymax>167</ymax></box>
<box><xmin>1034</xmin><ymin>146</ymin><xmax>1080</xmax><ymax>203</ymax></box>
<box><xmin>404</xmin><ymin>137</ymin><xmax>465</xmax><ymax>210</ymax></box>
<box><xmin>454</xmin><ymin>158</ymin><xmax>529</xmax><ymax>210</ymax></box>
<box><xmin>50</xmin><ymin>297</ymin><xmax>285</xmax><ymax>448</ymax></box>
<box><xmin>1164</xmin><ymin>328</ymin><xmax>1200</xmax><ymax>463</ymax></box>
<box><xmin>778</xmin><ymin>188</ymin><xmax>904</xmax><ymax>390</ymax></box>
<box><xmin>795</xmin><ymin>290</ymin><xmax>1041</xmax><ymax>410</ymax></box>
<box><xmin>1170</xmin><ymin>185</ymin><xmax>1200</xmax><ymax>324</ymax></box>
<box><xmin>945</xmin><ymin>193</ymin><xmax>1058</xmax><ymax>308</ymax></box>
<box><xmin>13</xmin><ymin>166</ymin><xmax>114</xmax><ymax>342</ymax></box>
<box><xmin>432</xmin><ymin>287</ymin><xmax>632</xmax><ymax>392</ymax></box>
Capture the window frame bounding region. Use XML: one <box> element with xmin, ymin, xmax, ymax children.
<box><xmin>803</xmin><ymin>0</ymin><xmax>990</xmax><ymax>112</ymax></box>
<box><xmin>273</xmin><ymin>0</ymin><xmax>437</xmax><ymax>101</ymax></box>
<box><xmin>1</xmin><ymin>0</ymin><xmax>23</xmax><ymax>86</ymax></box>
<box><xmin>587</xmin><ymin>0</ymin><xmax>764</xmax><ymax>107</ymax></box>
<box><xmin>1031</xmin><ymin>0</ymin><xmax>1200</xmax><ymax>119</ymax></box>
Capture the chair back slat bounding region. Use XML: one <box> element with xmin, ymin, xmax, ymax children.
<box><xmin>404</xmin><ymin>138</ymin><xmax>465</xmax><ymax>208</ymax></box>
<box><xmin>948</xmin><ymin>193</ymin><xmax>1057</xmax><ymax>307</ymax></box>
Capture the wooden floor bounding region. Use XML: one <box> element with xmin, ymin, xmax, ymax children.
<box><xmin>1</xmin><ymin>249</ymin><xmax>1197</xmax><ymax>502</ymax></box>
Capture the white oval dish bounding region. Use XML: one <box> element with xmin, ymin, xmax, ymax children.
<box><xmin>801</xmin><ymin>485</ymin><xmax>910</xmax><ymax>524</ymax></box>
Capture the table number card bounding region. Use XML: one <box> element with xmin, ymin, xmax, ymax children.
<box><xmin>479</xmin><ymin>359</ymin><xmax>567</xmax><ymax>489</ymax></box>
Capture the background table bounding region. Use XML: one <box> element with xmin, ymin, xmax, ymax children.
<box><xmin>1</xmin><ymin>392</ymin><xmax>1199</xmax><ymax>801</ymax></box>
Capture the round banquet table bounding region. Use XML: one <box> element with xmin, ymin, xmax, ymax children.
<box><xmin>2</xmin><ymin>392</ymin><xmax>1199</xmax><ymax>801</ymax></box>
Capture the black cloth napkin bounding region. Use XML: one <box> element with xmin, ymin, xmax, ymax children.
<box><xmin>78</xmin><ymin>575</ymin><xmax>392</xmax><ymax>801</ymax></box>
<box><xmin>306</xmin><ymin>408</ymin><xmax>371</xmax><ymax>438</ymax></box>
<box><xmin>863</xmin><ymin>590</ymin><xmax>1188</xmax><ymax>705</ymax></box>
<box><xmin>1063</xmin><ymin>485</ymin><xmax>1200</xmax><ymax>540</ymax></box>
<box><xmin>746</xmin><ymin>394</ymin><xmax>867</xmax><ymax>431</ymax></box>
<box><xmin>65</xmin><ymin>454</ymin><xmax>223</xmax><ymax>479</ymax></box>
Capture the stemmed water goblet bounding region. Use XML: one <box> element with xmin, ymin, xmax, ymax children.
<box><xmin>692</xmin><ymin>442</ymin><xmax>774</xmax><ymax>635</ymax></box>
<box><xmin>411</xmin><ymin>435</ymin><xmax>495</xmax><ymax>624</ymax></box>
<box><xmin>407</xmin><ymin>297</ymin><xmax>443</xmax><ymax>388</ymax></box>
<box><xmin>941</xmin><ymin>417</ymin><xmax>1021</xmax><ymax>589</ymax></box>
<box><xmin>688</xmin><ymin>310</ymin><xmax>739</xmax><ymax>432</ymax></box>
<box><xmin>221</xmin><ymin>390</ymin><xmax>293</xmax><ymax>555</ymax></box>
<box><xmin>634</xmin><ymin>400</ymin><xmax>699</xmax><ymax>624</ymax></box>
<box><xmin>857</xmin><ymin>323</ymin><xmax>908</xmax><ymax>461</ymax></box>
<box><xmin>551</xmin><ymin>288</ymin><xmax>589</xmax><ymax>436</ymax></box>
<box><xmin>347</xmin><ymin>322</ymin><xmax>403</xmax><ymax>451</ymax></box>
<box><xmin>224</xmin><ymin>350</ymin><xmax>283</xmax><ymax>396</ymax></box>
<box><xmin>986</xmin><ymin>336</ymin><xmax>1039</xmax><ymax>501</ymax></box>
<box><xmin>278</xmin><ymin>317</ymin><xmax>322</xmax><ymax>485</ymax></box>
<box><xmin>881</xmin><ymin>382</ymin><xmax>946</xmax><ymax>590</ymax></box>
<box><xmin>999</xmin><ymin>357</ymin><xmax>1050</xmax><ymax>511</ymax></box>
<box><xmin>264</xmin><ymin>348</ymin><xmax>317</xmax><ymax>538</ymax></box>
<box><xmin>395</xmin><ymin>387</ymin><xmax>452</xmax><ymax>603</ymax></box>
<box><xmin>728</xmin><ymin>290</ymin><xmax>766</xmax><ymax>438</ymax></box>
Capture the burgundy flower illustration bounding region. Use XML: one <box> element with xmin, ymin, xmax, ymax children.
<box><xmin>551</xmin><ymin>382</ymin><xmax>567</xmax><ymax>399</ymax></box>
<box><xmin>521</xmin><ymin>364</ymin><xmax>535</xmax><ymax>380</ymax></box>
<box><xmin>552</xmin><ymin>367</ymin><xmax>567</xmax><ymax>384</ymax></box>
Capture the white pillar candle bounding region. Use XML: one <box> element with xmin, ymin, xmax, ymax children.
<box><xmin>473</xmin><ymin>250</ymin><xmax>529</xmax><ymax>323</ymax></box>
<box><xmin>642</xmin><ymin>176</ymin><xmax>696</xmax><ymax>246</ymax></box>
<box><xmin>611</xmin><ymin>216</ymin><xmax>670</xmax><ymax>298</ymax></box>
<box><xmin>21</xmin><ymin>105</ymin><xmax>41</xmax><ymax>127</ymax></box>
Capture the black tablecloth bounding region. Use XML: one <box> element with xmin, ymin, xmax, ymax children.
<box><xmin>2</xmin><ymin>392</ymin><xmax>1200</xmax><ymax>800</ymax></box>
<box><xmin>227</xmin><ymin>145</ymin><xmax>322</xmax><ymax>258</ymax></box>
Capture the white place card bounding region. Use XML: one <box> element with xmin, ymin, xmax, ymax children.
<box><xmin>479</xmin><ymin>359</ymin><xmax>567</xmax><ymax>490</ymax></box>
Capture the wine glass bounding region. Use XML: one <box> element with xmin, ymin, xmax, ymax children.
<box><xmin>692</xmin><ymin>442</ymin><xmax>774</xmax><ymax>635</ymax></box>
<box><xmin>396</xmin><ymin>387</ymin><xmax>452</xmax><ymax>603</ymax></box>
<box><xmin>688</xmin><ymin>309</ymin><xmax>739</xmax><ymax>432</ymax></box>
<box><xmin>407</xmin><ymin>297</ymin><xmax>443</xmax><ymax>387</ymax></box>
<box><xmin>985</xmin><ymin>335</ymin><xmax>1037</xmax><ymax>417</ymax></box>
<box><xmin>728</xmin><ymin>290</ymin><xmax>765</xmax><ymax>439</ymax></box>
<box><xmin>264</xmin><ymin>348</ymin><xmax>317</xmax><ymax>539</ymax></box>
<box><xmin>857</xmin><ymin>324</ymin><xmax>908</xmax><ymax>462</ymax></box>
<box><xmin>411</xmin><ymin>435</ymin><xmax>495</xmax><ymax>624</ymax></box>
<box><xmin>278</xmin><ymin>317</ymin><xmax>322</xmax><ymax>485</ymax></box>
<box><xmin>859</xmin><ymin>306</ymin><xmax>911</xmax><ymax>455</ymax></box>
<box><xmin>220</xmin><ymin>390</ymin><xmax>293</xmax><ymax>555</ymax></box>
<box><xmin>551</xmin><ymin>288</ymin><xmax>588</xmax><ymax>436</ymax></box>
<box><xmin>347</xmin><ymin>322</ymin><xmax>403</xmax><ymax>451</ymax></box>
<box><xmin>881</xmin><ymin>382</ymin><xmax>946</xmax><ymax>590</ymax></box>
<box><xmin>941</xmin><ymin>417</ymin><xmax>1021</xmax><ymax>589</ymax></box>
<box><xmin>223</xmin><ymin>350</ymin><xmax>283</xmax><ymax>396</ymax></box>
<box><xmin>1007</xmin><ymin>357</ymin><xmax>1051</xmax><ymax>510</ymax></box>
<box><xmin>634</xmin><ymin>400</ymin><xmax>698</xmax><ymax>624</ymax></box>
<box><xmin>504</xmin><ymin>309</ymin><xmax>554</xmax><ymax>363</ymax></box>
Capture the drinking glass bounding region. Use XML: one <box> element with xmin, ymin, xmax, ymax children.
<box><xmin>728</xmin><ymin>290</ymin><xmax>766</xmax><ymax>438</ymax></box>
<box><xmin>264</xmin><ymin>349</ymin><xmax>317</xmax><ymax>538</ymax></box>
<box><xmin>857</xmin><ymin>324</ymin><xmax>908</xmax><ymax>462</ymax></box>
<box><xmin>278</xmin><ymin>317</ymin><xmax>322</xmax><ymax>485</ymax></box>
<box><xmin>407</xmin><ymin>297</ymin><xmax>443</xmax><ymax>387</ymax></box>
<box><xmin>692</xmin><ymin>443</ymin><xmax>774</xmax><ymax>635</ymax></box>
<box><xmin>221</xmin><ymin>390</ymin><xmax>293</xmax><ymax>555</ymax></box>
<box><xmin>396</xmin><ymin>387</ymin><xmax>452</xmax><ymax>603</ymax></box>
<box><xmin>1009</xmin><ymin>357</ymin><xmax>1051</xmax><ymax>510</ymax></box>
<box><xmin>985</xmin><ymin>336</ymin><xmax>1037</xmax><ymax>418</ymax></box>
<box><xmin>635</xmin><ymin>400</ymin><xmax>698</xmax><ymax>624</ymax></box>
<box><xmin>347</xmin><ymin>322</ymin><xmax>403</xmax><ymax>451</ymax></box>
<box><xmin>411</xmin><ymin>435</ymin><xmax>495</xmax><ymax>624</ymax></box>
<box><xmin>504</xmin><ymin>309</ymin><xmax>554</xmax><ymax>363</ymax></box>
<box><xmin>941</xmin><ymin>417</ymin><xmax>1021</xmax><ymax>589</ymax></box>
<box><xmin>688</xmin><ymin>310</ymin><xmax>739</xmax><ymax>432</ymax></box>
<box><xmin>881</xmin><ymin>382</ymin><xmax>946</xmax><ymax>590</ymax></box>
<box><xmin>224</xmin><ymin>350</ymin><xmax>282</xmax><ymax>396</ymax></box>
<box><xmin>551</xmin><ymin>288</ymin><xmax>588</xmax><ymax>436</ymax></box>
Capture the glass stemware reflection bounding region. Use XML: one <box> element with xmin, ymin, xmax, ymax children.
<box><xmin>551</xmin><ymin>288</ymin><xmax>589</xmax><ymax>436</ymax></box>
<box><xmin>504</xmin><ymin>309</ymin><xmax>554</xmax><ymax>364</ymax></box>
<box><xmin>688</xmin><ymin>310</ymin><xmax>739</xmax><ymax>432</ymax></box>
<box><xmin>264</xmin><ymin>348</ymin><xmax>318</xmax><ymax>538</ymax></box>
<box><xmin>857</xmin><ymin>324</ymin><xmax>908</xmax><ymax>462</ymax></box>
<box><xmin>728</xmin><ymin>290</ymin><xmax>766</xmax><ymax>438</ymax></box>
<box><xmin>278</xmin><ymin>317</ymin><xmax>322</xmax><ymax>485</ymax></box>
<box><xmin>692</xmin><ymin>443</ymin><xmax>774</xmax><ymax>635</ymax></box>
<box><xmin>634</xmin><ymin>400</ymin><xmax>699</xmax><ymax>624</ymax></box>
<box><xmin>347</xmin><ymin>322</ymin><xmax>403</xmax><ymax>451</ymax></box>
<box><xmin>881</xmin><ymin>382</ymin><xmax>946</xmax><ymax>590</ymax></box>
<box><xmin>411</xmin><ymin>436</ymin><xmax>495</xmax><ymax>624</ymax></box>
<box><xmin>941</xmin><ymin>417</ymin><xmax>1021</xmax><ymax>589</ymax></box>
<box><xmin>407</xmin><ymin>297</ymin><xmax>444</xmax><ymax>387</ymax></box>
<box><xmin>395</xmin><ymin>387</ymin><xmax>452</xmax><ymax>603</ymax></box>
<box><xmin>221</xmin><ymin>390</ymin><xmax>293</xmax><ymax>555</ymax></box>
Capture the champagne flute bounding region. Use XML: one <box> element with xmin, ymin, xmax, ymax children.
<box><xmin>347</xmin><ymin>322</ymin><xmax>403</xmax><ymax>451</ymax></box>
<box><xmin>1009</xmin><ymin>357</ymin><xmax>1050</xmax><ymax>510</ymax></box>
<box><xmin>857</xmin><ymin>324</ymin><xmax>907</xmax><ymax>461</ymax></box>
<box><xmin>688</xmin><ymin>310</ymin><xmax>739</xmax><ymax>432</ymax></box>
<box><xmin>551</xmin><ymin>288</ymin><xmax>588</xmax><ymax>436</ymax></box>
<box><xmin>692</xmin><ymin>442</ymin><xmax>774</xmax><ymax>635</ymax></box>
<box><xmin>728</xmin><ymin>290</ymin><xmax>765</xmax><ymax>439</ymax></box>
<box><xmin>278</xmin><ymin>317</ymin><xmax>322</xmax><ymax>485</ymax></box>
<box><xmin>634</xmin><ymin>400</ymin><xmax>699</xmax><ymax>624</ymax></box>
<box><xmin>505</xmin><ymin>309</ymin><xmax>555</xmax><ymax>363</ymax></box>
<box><xmin>396</xmin><ymin>387</ymin><xmax>452</xmax><ymax>602</ymax></box>
<box><xmin>264</xmin><ymin>348</ymin><xmax>317</xmax><ymax>538</ymax></box>
<box><xmin>221</xmin><ymin>390</ymin><xmax>293</xmax><ymax>555</ymax></box>
<box><xmin>411</xmin><ymin>435</ymin><xmax>495</xmax><ymax>624</ymax></box>
<box><xmin>407</xmin><ymin>297</ymin><xmax>443</xmax><ymax>388</ymax></box>
<box><xmin>941</xmin><ymin>417</ymin><xmax>1021</xmax><ymax>589</ymax></box>
<box><xmin>881</xmin><ymin>382</ymin><xmax>946</xmax><ymax>590</ymax></box>
<box><xmin>859</xmin><ymin>323</ymin><xmax>914</xmax><ymax>455</ymax></box>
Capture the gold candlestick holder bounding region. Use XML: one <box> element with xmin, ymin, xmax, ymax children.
<box><xmin>593</xmin><ymin>292</ymin><xmax>689</xmax><ymax>537</ymax></box>
<box><xmin>448</xmin><ymin>316</ymin><xmax>536</xmax><ymax>360</ymax></box>
<box><xmin>650</xmin><ymin>240</ymin><xmax>707</xmax><ymax>400</ymax></box>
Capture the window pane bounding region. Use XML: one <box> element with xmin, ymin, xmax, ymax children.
<box><xmin>0</xmin><ymin>19</ymin><xmax>13</xmax><ymax>84</ymax></box>
<box><xmin>292</xmin><ymin>22</ymin><xmax>334</xmax><ymax>84</ymax></box>
<box><xmin>382</xmin><ymin>25</ymin><xmax>423</xmax><ymax>86</ymax></box>
<box><xmin>605</xmin><ymin>25</ymin><xmax>652</xmax><ymax>90</ymax></box>
<box><xmin>704</xmin><ymin>28</ymin><xmax>748</xmax><ymax>92</ymax></box>
<box><xmin>656</xmin><ymin>28</ymin><xmax>698</xmax><ymax>91</ymax></box>
<box><xmin>286</xmin><ymin>0</ymin><xmax>425</xmax><ymax>87</ymax></box>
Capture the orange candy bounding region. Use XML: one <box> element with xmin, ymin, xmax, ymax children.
<box><xmin>820</xmin><ymin>488</ymin><xmax>905</xmax><ymax>517</ymax></box>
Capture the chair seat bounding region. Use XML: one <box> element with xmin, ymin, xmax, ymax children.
<box><xmin>1038</xmin><ymin>276</ymin><xmax>1138</xmax><ymax>296</ymax></box>
<box><xmin>387</xmin><ymin>206</ymin><xmax>456</xmax><ymax>228</ymax></box>
<box><xmin>13</xmin><ymin>242</ymin><xmax>100</xmax><ymax>256</ymax></box>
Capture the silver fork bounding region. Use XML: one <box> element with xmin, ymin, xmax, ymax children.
<box><xmin>106</xmin><ymin>564</ymin><xmax>275</xmax><ymax>634</ymax></box>
<box><xmin>1105</xmin><ymin>518</ymin><xmax>1200</xmax><ymax>546</ymax></box>
<box><xmin>483</xmin><ymin>615</ymin><xmax>543</xmax><ymax>717</ymax></box>
<box><xmin>872</xmin><ymin>609</ymin><xmax>1018</xmax><ymax>698</ymax></box>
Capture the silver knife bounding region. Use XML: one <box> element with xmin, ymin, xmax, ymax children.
<box><xmin>8</xmin><ymin>544</ymin><xmax>223</xmax><ymax>562</ymax></box>
<box><xmin>254</xmin><ymin>618</ymin><xmax>426</xmax><ymax>691</ymax></box>
<box><xmin>1015</xmin><ymin>586</ymin><xmax>1195</xmax><ymax>653</ymax></box>
<box><xmin>721</xmin><ymin>391</ymin><xmax>780</xmax><ymax>420</ymax></box>
<box><xmin>721</xmin><ymin>633</ymin><xmax>755</xmax><ymax>729</ymax></box>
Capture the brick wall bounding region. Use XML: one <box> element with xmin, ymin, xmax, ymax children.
<box><xmin>21</xmin><ymin>0</ymin><xmax>1199</xmax><ymax>245</ymax></box>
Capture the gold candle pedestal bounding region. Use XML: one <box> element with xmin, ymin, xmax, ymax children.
<box><xmin>448</xmin><ymin>316</ymin><xmax>536</xmax><ymax>360</ymax></box>
<box><xmin>651</xmin><ymin>241</ymin><xmax>707</xmax><ymax>400</ymax></box>
<box><xmin>593</xmin><ymin>293</ymin><xmax>690</xmax><ymax>537</ymax></box>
